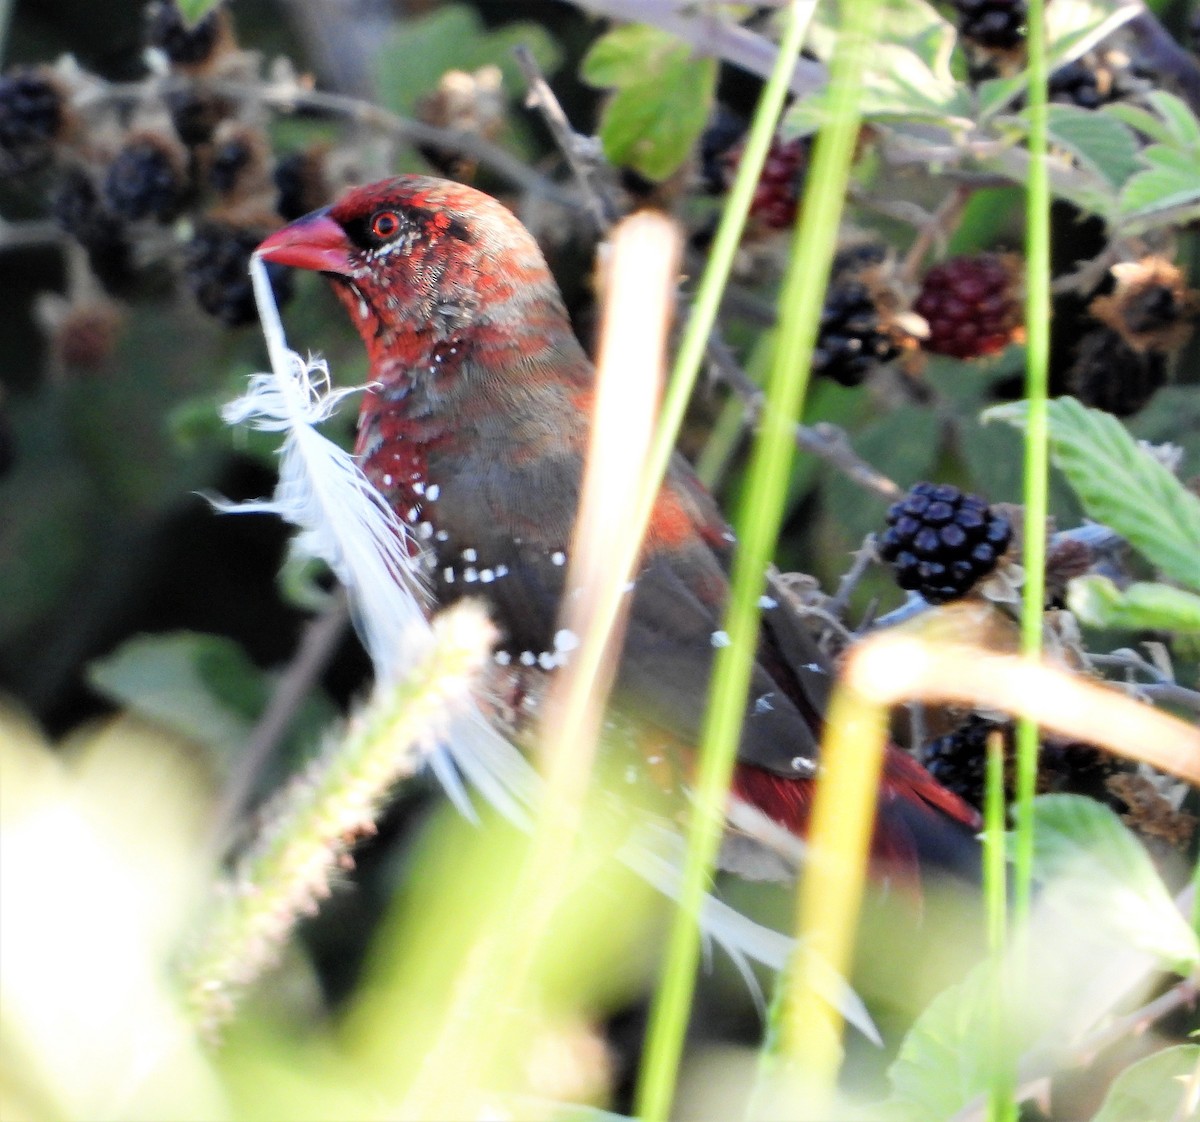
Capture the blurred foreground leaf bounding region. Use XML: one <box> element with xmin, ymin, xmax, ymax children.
<box><xmin>1090</xmin><ymin>1044</ymin><xmax>1200</xmax><ymax>1122</ymax></box>
<box><xmin>1020</xmin><ymin>795</ymin><xmax>1200</xmax><ymax>976</ymax></box>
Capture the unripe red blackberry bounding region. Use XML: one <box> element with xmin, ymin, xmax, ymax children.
<box><xmin>103</xmin><ymin>135</ymin><xmax>186</xmax><ymax>222</ymax></box>
<box><xmin>914</xmin><ymin>254</ymin><xmax>1020</xmax><ymax>359</ymax></box>
<box><xmin>878</xmin><ymin>481</ymin><xmax>1012</xmax><ymax>604</ymax></box>
<box><xmin>0</xmin><ymin>69</ymin><xmax>66</xmax><ymax>174</ymax></box>
<box><xmin>184</xmin><ymin>222</ymin><xmax>293</xmax><ymax>327</ymax></box>
<box><xmin>955</xmin><ymin>0</ymin><xmax>1026</xmax><ymax>51</ymax></box>
<box><xmin>724</xmin><ymin>133</ymin><xmax>807</xmax><ymax>231</ymax></box>
<box><xmin>145</xmin><ymin>1</ymin><xmax>227</xmax><ymax>70</ymax></box>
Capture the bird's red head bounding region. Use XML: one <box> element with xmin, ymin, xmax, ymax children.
<box><xmin>256</xmin><ymin>176</ymin><xmax>573</xmax><ymax>377</ymax></box>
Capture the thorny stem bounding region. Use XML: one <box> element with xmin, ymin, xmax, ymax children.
<box><xmin>514</xmin><ymin>44</ymin><xmax>615</xmax><ymax>232</ymax></box>
<box><xmin>72</xmin><ymin>75</ymin><xmax>577</xmax><ymax>206</ymax></box>
<box><xmin>899</xmin><ymin>185</ymin><xmax>974</xmax><ymax>287</ymax></box>
<box><xmin>705</xmin><ymin>334</ymin><xmax>901</xmax><ymax>499</ymax></box>
<box><xmin>828</xmin><ymin>535</ymin><xmax>879</xmax><ymax>619</ymax></box>
<box><xmin>207</xmin><ymin>590</ymin><xmax>351</xmax><ymax>855</ymax></box>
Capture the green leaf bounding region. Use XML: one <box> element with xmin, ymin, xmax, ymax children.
<box><xmin>176</xmin><ymin>0</ymin><xmax>223</xmax><ymax>22</ymax></box>
<box><xmin>880</xmin><ymin>964</ymin><xmax>998</xmax><ymax>1122</ymax></box>
<box><xmin>1144</xmin><ymin>90</ymin><xmax>1200</xmax><ymax>151</ymax></box>
<box><xmin>985</xmin><ymin>397</ymin><xmax>1200</xmax><ymax>589</ymax></box>
<box><xmin>1069</xmin><ymin>576</ymin><xmax>1200</xmax><ymax>634</ymax></box>
<box><xmin>1119</xmin><ymin>145</ymin><xmax>1200</xmax><ymax>219</ymax></box>
<box><xmin>1044</xmin><ymin>103</ymin><xmax>1140</xmax><ymax>188</ymax></box>
<box><xmin>88</xmin><ymin>632</ymin><xmax>337</xmax><ymax>779</ymax></box>
<box><xmin>1091</xmin><ymin>1045</ymin><xmax>1200</xmax><ymax>1122</ymax></box>
<box><xmin>582</xmin><ymin>26</ymin><xmax>716</xmax><ymax>181</ymax></box>
<box><xmin>374</xmin><ymin>4</ymin><xmax>561</xmax><ymax>120</ymax></box>
<box><xmin>1100</xmin><ymin>102</ymin><xmax>1180</xmax><ymax>147</ymax></box>
<box><xmin>1018</xmin><ymin>795</ymin><xmax>1200</xmax><ymax>975</ymax></box>
<box><xmin>88</xmin><ymin>632</ymin><xmax>258</xmax><ymax>754</ymax></box>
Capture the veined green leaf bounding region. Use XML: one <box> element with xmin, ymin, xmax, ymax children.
<box><xmin>1069</xmin><ymin>576</ymin><xmax>1200</xmax><ymax>634</ymax></box>
<box><xmin>582</xmin><ymin>26</ymin><xmax>716</xmax><ymax>181</ymax></box>
<box><xmin>1044</xmin><ymin>103</ymin><xmax>1139</xmax><ymax>187</ymax></box>
<box><xmin>985</xmin><ymin>397</ymin><xmax>1200</xmax><ymax>589</ymax></box>
<box><xmin>1144</xmin><ymin>89</ymin><xmax>1200</xmax><ymax>151</ymax></box>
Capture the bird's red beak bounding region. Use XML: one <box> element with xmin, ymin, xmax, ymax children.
<box><xmin>256</xmin><ymin>209</ymin><xmax>353</xmax><ymax>275</ymax></box>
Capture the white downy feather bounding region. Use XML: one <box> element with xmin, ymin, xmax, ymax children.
<box><xmin>217</xmin><ymin>256</ymin><xmax>878</xmax><ymax>1042</ymax></box>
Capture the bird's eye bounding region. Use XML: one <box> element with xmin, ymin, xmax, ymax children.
<box><xmin>370</xmin><ymin>210</ymin><xmax>401</xmax><ymax>240</ymax></box>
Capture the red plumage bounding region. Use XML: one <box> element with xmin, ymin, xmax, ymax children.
<box><xmin>257</xmin><ymin>175</ymin><xmax>981</xmax><ymax>883</ymax></box>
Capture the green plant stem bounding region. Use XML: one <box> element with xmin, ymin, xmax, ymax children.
<box><xmin>1016</xmin><ymin>0</ymin><xmax>1050</xmax><ymax>931</ymax></box>
<box><xmin>1005</xmin><ymin>0</ymin><xmax>1051</xmax><ymax>1116</ymax></box>
<box><xmin>633</xmin><ymin>4</ymin><xmax>821</xmax><ymax>1119</ymax></box>
<box><xmin>984</xmin><ymin>730</ymin><xmax>1015</xmax><ymax>1122</ymax></box>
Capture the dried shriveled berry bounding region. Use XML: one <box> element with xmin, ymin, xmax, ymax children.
<box><xmin>273</xmin><ymin>148</ymin><xmax>331</xmax><ymax>221</ymax></box>
<box><xmin>1069</xmin><ymin>327</ymin><xmax>1167</xmax><ymax>416</ymax></box>
<box><xmin>103</xmin><ymin>135</ymin><xmax>186</xmax><ymax>222</ymax></box>
<box><xmin>1048</xmin><ymin>59</ymin><xmax>1105</xmax><ymax>109</ymax></box>
<box><xmin>166</xmin><ymin>87</ymin><xmax>229</xmax><ymax>147</ymax></box>
<box><xmin>52</xmin><ymin>168</ymin><xmax>136</xmax><ymax>292</ymax></box>
<box><xmin>914</xmin><ymin>254</ymin><xmax>1020</xmax><ymax>359</ymax></box>
<box><xmin>185</xmin><ymin>222</ymin><xmax>293</xmax><ymax>326</ymax></box>
<box><xmin>815</xmin><ymin>280</ymin><xmax>900</xmax><ymax>385</ymax></box>
<box><xmin>878</xmin><ymin>481</ymin><xmax>1012</xmax><ymax>603</ymax></box>
<box><xmin>1088</xmin><ymin>256</ymin><xmax>1199</xmax><ymax>354</ymax></box>
<box><xmin>955</xmin><ymin>0</ymin><xmax>1026</xmax><ymax>51</ymax></box>
<box><xmin>146</xmin><ymin>1</ymin><xmax>227</xmax><ymax>69</ymax></box>
<box><xmin>0</xmin><ymin>70</ymin><xmax>65</xmax><ymax>173</ymax></box>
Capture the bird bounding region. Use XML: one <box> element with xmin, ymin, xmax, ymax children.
<box><xmin>256</xmin><ymin>174</ymin><xmax>982</xmax><ymax>884</ymax></box>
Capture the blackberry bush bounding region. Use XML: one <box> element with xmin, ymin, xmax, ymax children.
<box><xmin>878</xmin><ymin>482</ymin><xmax>1012</xmax><ymax>603</ymax></box>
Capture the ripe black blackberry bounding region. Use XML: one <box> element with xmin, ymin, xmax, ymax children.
<box><xmin>1069</xmin><ymin>328</ymin><xmax>1166</xmax><ymax>416</ymax></box>
<box><xmin>103</xmin><ymin>136</ymin><xmax>186</xmax><ymax>222</ymax></box>
<box><xmin>1048</xmin><ymin>60</ymin><xmax>1105</xmax><ymax>110</ymax></box>
<box><xmin>52</xmin><ymin>168</ymin><xmax>136</xmax><ymax>292</ymax></box>
<box><xmin>878</xmin><ymin>481</ymin><xmax>1012</xmax><ymax>604</ymax></box>
<box><xmin>146</xmin><ymin>1</ymin><xmax>224</xmax><ymax>69</ymax></box>
<box><xmin>185</xmin><ymin>222</ymin><xmax>293</xmax><ymax>327</ymax></box>
<box><xmin>914</xmin><ymin>254</ymin><xmax>1020</xmax><ymax>359</ymax></box>
<box><xmin>813</xmin><ymin>276</ymin><xmax>902</xmax><ymax>387</ymax></box>
<box><xmin>954</xmin><ymin>0</ymin><xmax>1026</xmax><ymax>51</ymax></box>
<box><xmin>0</xmin><ymin>70</ymin><xmax>65</xmax><ymax>174</ymax></box>
<box><xmin>209</xmin><ymin>135</ymin><xmax>253</xmax><ymax>195</ymax></box>
<box><xmin>699</xmin><ymin>103</ymin><xmax>745</xmax><ymax>194</ymax></box>
<box><xmin>924</xmin><ymin>716</ymin><xmax>1009</xmax><ymax>811</ymax></box>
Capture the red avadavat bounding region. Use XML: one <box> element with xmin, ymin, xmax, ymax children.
<box><xmin>258</xmin><ymin>175</ymin><xmax>981</xmax><ymax>881</ymax></box>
